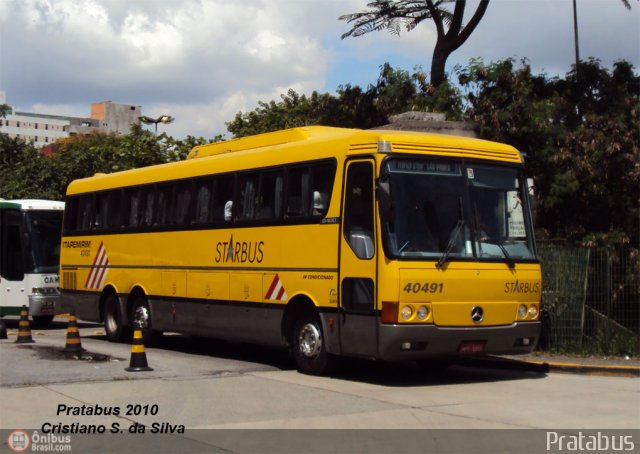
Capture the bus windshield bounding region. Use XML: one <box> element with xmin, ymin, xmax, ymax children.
<box><xmin>381</xmin><ymin>157</ymin><xmax>536</xmax><ymax>263</ymax></box>
<box><xmin>24</xmin><ymin>210</ymin><xmax>63</xmax><ymax>274</ymax></box>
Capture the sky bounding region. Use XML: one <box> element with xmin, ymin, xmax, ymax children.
<box><xmin>1</xmin><ymin>0</ymin><xmax>639</xmax><ymax>140</ymax></box>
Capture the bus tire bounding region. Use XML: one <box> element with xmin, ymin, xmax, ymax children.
<box><xmin>31</xmin><ymin>315</ymin><xmax>54</xmax><ymax>329</ymax></box>
<box><xmin>103</xmin><ymin>293</ymin><xmax>128</xmax><ymax>342</ymax></box>
<box><xmin>131</xmin><ymin>296</ymin><xmax>161</xmax><ymax>346</ymax></box>
<box><xmin>292</xmin><ymin>313</ymin><xmax>333</xmax><ymax>376</ymax></box>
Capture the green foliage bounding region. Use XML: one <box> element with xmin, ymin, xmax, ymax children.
<box><xmin>0</xmin><ymin>104</ymin><xmax>11</xmax><ymax>118</ymax></box>
<box><xmin>0</xmin><ymin>134</ymin><xmax>59</xmax><ymax>199</ymax></box>
<box><xmin>0</xmin><ymin>125</ymin><xmax>214</xmax><ymax>201</ymax></box>
<box><xmin>227</xmin><ymin>63</ymin><xmax>462</xmax><ymax>138</ymax></box>
<box><xmin>457</xmin><ymin>58</ymin><xmax>639</xmax><ymax>246</ymax></box>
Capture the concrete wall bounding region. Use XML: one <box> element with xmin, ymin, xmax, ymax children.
<box><xmin>373</xmin><ymin>112</ymin><xmax>478</xmax><ymax>138</ymax></box>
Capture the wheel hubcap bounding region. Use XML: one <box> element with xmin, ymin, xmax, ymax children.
<box><xmin>298</xmin><ymin>323</ymin><xmax>322</xmax><ymax>358</ymax></box>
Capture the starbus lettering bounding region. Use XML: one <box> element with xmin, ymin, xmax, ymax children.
<box><xmin>215</xmin><ymin>234</ymin><xmax>264</xmax><ymax>264</ymax></box>
<box><xmin>504</xmin><ymin>280</ymin><xmax>541</xmax><ymax>294</ymax></box>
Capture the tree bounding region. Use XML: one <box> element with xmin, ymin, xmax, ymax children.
<box><xmin>0</xmin><ymin>126</ymin><xmax>214</xmax><ymax>201</ymax></box>
<box><xmin>457</xmin><ymin>58</ymin><xmax>640</xmax><ymax>245</ymax></box>
<box><xmin>0</xmin><ymin>134</ymin><xmax>59</xmax><ymax>199</ymax></box>
<box><xmin>339</xmin><ymin>0</ymin><xmax>489</xmax><ymax>87</ymax></box>
<box><xmin>226</xmin><ymin>63</ymin><xmax>464</xmax><ymax>138</ymax></box>
<box><xmin>0</xmin><ymin>104</ymin><xmax>11</xmax><ymax>118</ymax></box>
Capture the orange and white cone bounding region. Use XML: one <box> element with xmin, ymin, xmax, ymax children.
<box><xmin>125</xmin><ymin>327</ymin><xmax>153</xmax><ymax>372</ymax></box>
<box><xmin>15</xmin><ymin>306</ymin><xmax>34</xmax><ymax>344</ymax></box>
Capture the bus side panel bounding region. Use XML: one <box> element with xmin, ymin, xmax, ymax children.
<box><xmin>62</xmin><ymin>291</ymin><xmax>102</xmax><ymax>323</ymax></box>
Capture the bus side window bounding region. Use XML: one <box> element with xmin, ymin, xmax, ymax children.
<box><xmin>63</xmin><ymin>198</ymin><xmax>78</xmax><ymax>233</ymax></box>
<box><xmin>141</xmin><ymin>187</ymin><xmax>155</xmax><ymax>227</ymax></box>
<box><xmin>286</xmin><ymin>167</ymin><xmax>309</xmax><ymax>217</ymax></box>
<box><xmin>310</xmin><ymin>162</ymin><xmax>334</xmax><ymax>216</ymax></box>
<box><xmin>212</xmin><ymin>175</ymin><xmax>235</xmax><ymax>222</ymax></box>
<box><xmin>257</xmin><ymin>170</ymin><xmax>283</xmax><ymax>220</ymax></box>
<box><xmin>94</xmin><ymin>192</ymin><xmax>109</xmax><ymax>230</ymax></box>
<box><xmin>286</xmin><ymin>161</ymin><xmax>335</xmax><ymax>219</ymax></box>
<box><xmin>107</xmin><ymin>190</ymin><xmax>122</xmax><ymax>229</ymax></box>
<box><xmin>237</xmin><ymin>173</ymin><xmax>259</xmax><ymax>221</ymax></box>
<box><xmin>174</xmin><ymin>182</ymin><xmax>192</xmax><ymax>225</ymax></box>
<box><xmin>194</xmin><ymin>179</ymin><xmax>213</xmax><ymax>224</ymax></box>
<box><xmin>0</xmin><ymin>209</ymin><xmax>25</xmax><ymax>281</ymax></box>
<box><xmin>156</xmin><ymin>185</ymin><xmax>175</xmax><ymax>226</ymax></box>
<box><xmin>124</xmin><ymin>189</ymin><xmax>141</xmax><ymax>227</ymax></box>
<box><xmin>77</xmin><ymin>195</ymin><xmax>93</xmax><ymax>232</ymax></box>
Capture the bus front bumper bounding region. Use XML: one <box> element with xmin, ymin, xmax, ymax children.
<box><xmin>28</xmin><ymin>294</ymin><xmax>61</xmax><ymax>317</ymax></box>
<box><xmin>378</xmin><ymin>321</ymin><xmax>541</xmax><ymax>361</ymax></box>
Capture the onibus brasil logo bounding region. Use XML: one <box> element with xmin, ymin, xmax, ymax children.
<box><xmin>7</xmin><ymin>430</ymin><xmax>72</xmax><ymax>452</ymax></box>
<box><xmin>7</xmin><ymin>430</ymin><xmax>30</xmax><ymax>453</ymax></box>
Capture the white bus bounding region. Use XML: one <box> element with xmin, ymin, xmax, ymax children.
<box><xmin>0</xmin><ymin>199</ymin><xmax>65</xmax><ymax>328</ymax></box>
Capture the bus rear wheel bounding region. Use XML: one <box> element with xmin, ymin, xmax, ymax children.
<box><xmin>292</xmin><ymin>313</ymin><xmax>333</xmax><ymax>376</ymax></box>
<box><xmin>103</xmin><ymin>293</ymin><xmax>129</xmax><ymax>342</ymax></box>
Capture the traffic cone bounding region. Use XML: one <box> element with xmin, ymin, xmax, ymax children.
<box><xmin>125</xmin><ymin>327</ymin><xmax>153</xmax><ymax>372</ymax></box>
<box><xmin>15</xmin><ymin>306</ymin><xmax>34</xmax><ymax>344</ymax></box>
<box><xmin>0</xmin><ymin>319</ymin><xmax>7</xmax><ymax>339</ymax></box>
<box><xmin>63</xmin><ymin>314</ymin><xmax>85</xmax><ymax>353</ymax></box>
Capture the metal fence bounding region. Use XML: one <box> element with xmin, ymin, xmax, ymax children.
<box><xmin>537</xmin><ymin>243</ymin><xmax>640</xmax><ymax>356</ymax></box>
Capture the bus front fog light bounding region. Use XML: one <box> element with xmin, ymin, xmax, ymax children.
<box><xmin>518</xmin><ymin>304</ymin><xmax>528</xmax><ymax>319</ymax></box>
<box><xmin>417</xmin><ymin>305</ymin><xmax>429</xmax><ymax>320</ymax></box>
<box><xmin>400</xmin><ymin>305</ymin><xmax>413</xmax><ymax>320</ymax></box>
<box><xmin>528</xmin><ymin>305</ymin><xmax>539</xmax><ymax>318</ymax></box>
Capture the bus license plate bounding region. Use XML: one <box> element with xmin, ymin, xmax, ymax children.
<box><xmin>458</xmin><ymin>340</ymin><xmax>486</xmax><ymax>353</ymax></box>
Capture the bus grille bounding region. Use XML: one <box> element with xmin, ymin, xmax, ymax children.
<box><xmin>63</xmin><ymin>271</ymin><xmax>77</xmax><ymax>290</ymax></box>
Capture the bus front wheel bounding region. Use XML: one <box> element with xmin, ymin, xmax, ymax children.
<box><xmin>103</xmin><ymin>293</ymin><xmax>129</xmax><ymax>342</ymax></box>
<box><xmin>292</xmin><ymin>313</ymin><xmax>333</xmax><ymax>376</ymax></box>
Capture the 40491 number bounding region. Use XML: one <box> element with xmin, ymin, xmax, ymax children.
<box><xmin>403</xmin><ymin>282</ymin><xmax>444</xmax><ymax>294</ymax></box>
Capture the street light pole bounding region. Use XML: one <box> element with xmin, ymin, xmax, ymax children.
<box><xmin>138</xmin><ymin>115</ymin><xmax>175</xmax><ymax>135</ymax></box>
<box><xmin>573</xmin><ymin>0</ymin><xmax>580</xmax><ymax>70</ymax></box>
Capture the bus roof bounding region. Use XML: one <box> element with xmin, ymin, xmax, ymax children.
<box><xmin>66</xmin><ymin>126</ymin><xmax>523</xmax><ymax>195</ymax></box>
<box><xmin>188</xmin><ymin>126</ymin><xmax>521</xmax><ymax>162</ymax></box>
<box><xmin>0</xmin><ymin>200</ymin><xmax>65</xmax><ymax>210</ymax></box>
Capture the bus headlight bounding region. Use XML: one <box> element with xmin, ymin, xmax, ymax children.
<box><xmin>400</xmin><ymin>305</ymin><xmax>413</xmax><ymax>320</ymax></box>
<box><xmin>32</xmin><ymin>287</ymin><xmax>58</xmax><ymax>295</ymax></box>
<box><xmin>417</xmin><ymin>305</ymin><xmax>429</xmax><ymax>321</ymax></box>
<box><xmin>518</xmin><ymin>304</ymin><xmax>528</xmax><ymax>319</ymax></box>
<box><xmin>528</xmin><ymin>305</ymin><xmax>539</xmax><ymax>318</ymax></box>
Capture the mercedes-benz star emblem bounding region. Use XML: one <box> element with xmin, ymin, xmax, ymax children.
<box><xmin>471</xmin><ymin>306</ymin><xmax>484</xmax><ymax>323</ymax></box>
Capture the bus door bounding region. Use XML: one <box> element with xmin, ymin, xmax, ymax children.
<box><xmin>0</xmin><ymin>207</ymin><xmax>26</xmax><ymax>312</ymax></box>
<box><xmin>339</xmin><ymin>159</ymin><xmax>378</xmax><ymax>358</ymax></box>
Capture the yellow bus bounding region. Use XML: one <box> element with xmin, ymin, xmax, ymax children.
<box><xmin>60</xmin><ymin>126</ymin><xmax>541</xmax><ymax>375</ymax></box>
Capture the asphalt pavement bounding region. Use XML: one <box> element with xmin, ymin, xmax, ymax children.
<box><xmin>1</xmin><ymin>316</ymin><xmax>638</xmax><ymax>378</ymax></box>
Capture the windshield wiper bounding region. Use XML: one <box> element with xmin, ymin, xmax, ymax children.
<box><xmin>479</xmin><ymin>236</ymin><xmax>516</xmax><ymax>269</ymax></box>
<box><xmin>436</xmin><ymin>219</ymin><xmax>464</xmax><ymax>269</ymax></box>
<box><xmin>436</xmin><ymin>197</ymin><xmax>464</xmax><ymax>269</ymax></box>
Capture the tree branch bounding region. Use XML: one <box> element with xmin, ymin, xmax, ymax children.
<box><xmin>426</xmin><ymin>0</ymin><xmax>445</xmax><ymax>37</ymax></box>
<box><xmin>451</xmin><ymin>0</ymin><xmax>489</xmax><ymax>50</ymax></box>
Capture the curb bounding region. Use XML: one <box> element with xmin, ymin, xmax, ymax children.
<box><xmin>459</xmin><ymin>356</ymin><xmax>640</xmax><ymax>378</ymax></box>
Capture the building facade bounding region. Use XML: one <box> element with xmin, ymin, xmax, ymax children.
<box><xmin>0</xmin><ymin>92</ymin><xmax>141</xmax><ymax>148</ymax></box>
